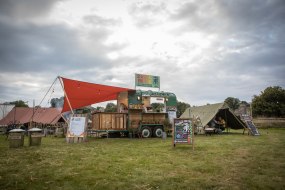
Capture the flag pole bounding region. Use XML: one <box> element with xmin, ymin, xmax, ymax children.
<box><xmin>58</xmin><ymin>76</ymin><xmax>74</xmax><ymax>114</ymax></box>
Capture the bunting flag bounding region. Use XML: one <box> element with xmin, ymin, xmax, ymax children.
<box><xmin>61</xmin><ymin>77</ymin><xmax>133</xmax><ymax>113</ymax></box>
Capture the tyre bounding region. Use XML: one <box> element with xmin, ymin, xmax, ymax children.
<box><xmin>153</xmin><ymin>126</ymin><xmax>163</xmax><ymax>138</ymax></box>
<box><xmin>141</xmin><ymin>126</ymin><xmax>152</xmax><ymax>138</ymax></box>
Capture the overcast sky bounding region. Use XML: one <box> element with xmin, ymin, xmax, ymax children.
<box><xmin>0</xmin><ymin>0</ymin><xmax>284</xmax><ymax>107</ymax></box>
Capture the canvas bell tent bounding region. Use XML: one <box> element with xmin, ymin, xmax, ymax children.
<box><xmin>180</xmin><ymin>103</ymin><xmax>247</xmax><ymax>130</ymax></box>
<box><xmin>0</xmin><ymin>107</ymin><xmax>63</xmax><ymax>126</ymax></box>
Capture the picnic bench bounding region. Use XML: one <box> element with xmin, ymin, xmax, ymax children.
<box><xmin>205</xmin><ymin>128</ymin><xmax>216</xmax><ymax>136</ymax></box>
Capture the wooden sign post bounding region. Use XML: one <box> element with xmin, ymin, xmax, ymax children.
<box><xmin>173</xmin><ymin>118</ymin><xmax>194</xmax><ymax>150</ymax></box>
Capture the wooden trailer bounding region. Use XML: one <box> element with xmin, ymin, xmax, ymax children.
<box><xmin>91</xmin><ymin>90</ymin><xmax>177</xmax><ymax>138</ymax></box>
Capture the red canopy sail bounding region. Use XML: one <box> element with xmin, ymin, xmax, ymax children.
<box><xmin>61</xmin><ymin>77</ymin><xmax>133</xmax><ymax>113</ymax></box>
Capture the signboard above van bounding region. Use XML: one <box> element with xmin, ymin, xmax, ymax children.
<box><xmin>135</xmin><ymin>74</ymin><xmax>160</xmax><ymax>88</ymax></box>
<box><xmin>150</xmin><ymin>97</ymin><xmax>165</xmax><ymax>104</ymax></box>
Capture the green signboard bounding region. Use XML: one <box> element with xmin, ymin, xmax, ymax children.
<box><xmin>135</xmin><ymin>74</ymin><xmax>160</xmax><ymax>88</ymax></box>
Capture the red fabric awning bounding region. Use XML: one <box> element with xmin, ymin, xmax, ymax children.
<box><xmin>61</xmin><ymin>77</ymin><xmax>133</xmax><ymax>113</ymax></box>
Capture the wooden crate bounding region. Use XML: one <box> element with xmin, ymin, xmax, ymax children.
<box><xmin>92</xmin><ymin>112</ymin><xmax>127</xmax><ymax>130</ymax></box>
<box><xmin>142</xmin><ymin>113</ymin><xmax>166</xmax><ymax>124</ymax></box>
<box><xmin>129</xmin><ymin>111</ymin><xmax>141</xmax><ymax>121</ymax></box>
<box><xmin>128</xmin><ymin>110</ymin><xmax>142</xmax><ymax>129</ymax></box>
<box><xmin>142</xmin><ymin>113</ymin><xmax>154</xmax><ymax>121</ymax></box>
<box><xmin>153</xmin><ymin>113</ymin><xmax>167</xmax><ymax>120</ymax></box>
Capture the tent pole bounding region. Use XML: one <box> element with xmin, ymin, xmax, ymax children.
<box><xmin>60</xmin><ymin>113</ymin><xmax>68</xmax><ymax>123</ymax></box>
<box><xmin>58</xmin><ymin>76</ymin><xmax>74</xmax><ymax>114</ymax></box>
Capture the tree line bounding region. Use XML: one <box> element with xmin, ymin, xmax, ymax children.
<box><xmin>221</xmin><ymin>86</ymin><xmax>285</xmax><ymax>117</ymax></box>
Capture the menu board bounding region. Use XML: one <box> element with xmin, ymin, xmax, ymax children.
<box><xmin>68</xmin><ymin>117</ymin><xmax>86</xmax><ymax>137</ymax></box>
<box><xmin>173</xmin><ymin>118</ymin><xmax>194</xmax><ymax>149</ymax></box>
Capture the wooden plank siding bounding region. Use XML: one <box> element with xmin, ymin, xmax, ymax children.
<box><xmin>92</xmin><ymin>113</ymin><xmax>127</xmax><ymax>130</ymax></box>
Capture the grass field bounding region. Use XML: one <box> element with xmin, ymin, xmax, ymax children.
<box><xmin>0</xmin><ymin>128</ymin><xmax>285</xmax><ymax>190</ymax></box>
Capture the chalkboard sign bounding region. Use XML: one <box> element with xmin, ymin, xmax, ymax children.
<box><xmin>173</xmin><ymin>118</ymin><xmax>194</xmax><ymax>149</ymax></box>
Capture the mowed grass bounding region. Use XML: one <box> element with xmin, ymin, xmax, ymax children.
<box><xmin>0</xmin><ymin>128</ymin><xmax>285</xmax><ymax>190</ymax></box>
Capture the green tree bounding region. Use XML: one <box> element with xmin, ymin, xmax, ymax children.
<box><xmin>176</xmin><ymin>101</ymin><xmax>190</xmax><ymax>118</ymax></box>
<box><xmin>75</xmin><ymin>106</ymin><xmax>95</xmax><ymax>114</ymax></box>
<box><xmin>74</xmin><ymin>106</ymin><xmax>96</xmax><ymax>120</ymax></box>
<box><xmin>252</xmin><ymin>86</ymin><xmax>285</xmax><ymax>117</ymax></box>
<box><xmin>50</xmin><ymin>97</ymin><xmax>64</xmax><ymax>108</ymax></box>
<box><xmin>224</xmin><ymin>97</ymin><xmax>240</xmax><ymax>111</ymax></box>
<box><xmin>105</xmin><ymin>103</ymin><xmax>117</xmax><ymax>112</ymax></box>
<box><xmin>240</xmin><ymin>101</ymin><xmax>250</xmax><ymax>106</ymax></box>
<box><xmin>7</xmin><ymin>100</ymin><xmax>29</xmax><ymax>107</ymax></box>
<box><xmin>94</xmin><ymin>106</ymin><xmax>104</xmax><ymax>112</ymax></box>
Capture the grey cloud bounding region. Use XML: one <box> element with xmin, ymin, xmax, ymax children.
<box><xmin>216</xmin><ymin>0</ymin><xmax>285</xmax><ymax>31</ymax></box>
<box><xmin>0</xmin><ymin>7</ymin><xmax>137</xmax><ymax>103</ymax></box>
<box><xmin>0</xmin><ymin>84</ymin><xmax>20</xmax><ymax>101</ymax></box>
<box><xmin>0</xmin><ymin>1</ymin><xmax>116</xmax><ymax>76</ymax></box>
<box><xmin>128</xmin><ymin>2</ymin><xmax>168</xmax><ymax>28</ymax></box>
<box><xmin>170</xmin><ymin>0</ymin><xmax>285</xmax><ymax>81</ymax></box>
<box><xmin>171</xmin><ymin>0</ymin><xmax>285</xmax><ymax>34</ymax></box>
<box><xmin>0</xmin><ymin>0</ymin><xmax>63</xmax><ymax>19</ymax></box>
<box><xmin>171</xmin><ymin>1</ymin><xmax>221</xmax><ymax>33</ymax></box>
<box><xmin>83</xmin><ymin>14</ymin><xmax>121</xmax><ymax>27</ymax></box>
<box><xmin>0</xmin><ymin>20</ymin><xmax>107</xmax><ymax>73</ymax></box>
<box><xmin>82</xmin><ymin>14</ymin><xmax>128</xmax><ymax>51</ymax></box>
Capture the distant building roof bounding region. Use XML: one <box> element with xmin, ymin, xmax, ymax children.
<box><xmin>0</xmin><ymin>107</ymin><xmax>63</xmax><ymax>125</ymax></box>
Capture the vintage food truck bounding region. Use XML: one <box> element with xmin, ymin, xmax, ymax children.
<box><xmin>91</xmin><ymin>90</ymin><xmax>177</xmax><ymax>138</ymax></box>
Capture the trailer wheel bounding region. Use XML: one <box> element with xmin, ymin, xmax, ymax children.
<box><xmin>141</xmin><ymin>126</ymin><xmax>152</xmax><ymax>138</ymax></box>
<box><xmin>154</xmin><ymin>127</ymin><xmax>163</xmax><ymax>138</ymax></box>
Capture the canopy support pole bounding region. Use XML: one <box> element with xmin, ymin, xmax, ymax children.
<box><xmin>58</xmin><ymin>76</ymin><xmax>74</xmax><ymax>114</ymax></box>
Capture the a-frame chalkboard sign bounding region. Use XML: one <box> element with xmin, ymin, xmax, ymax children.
<box><xmin>173</xmin><ymin>118</ymin><xmax>194</xmax><ymax>150</ymax></box>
